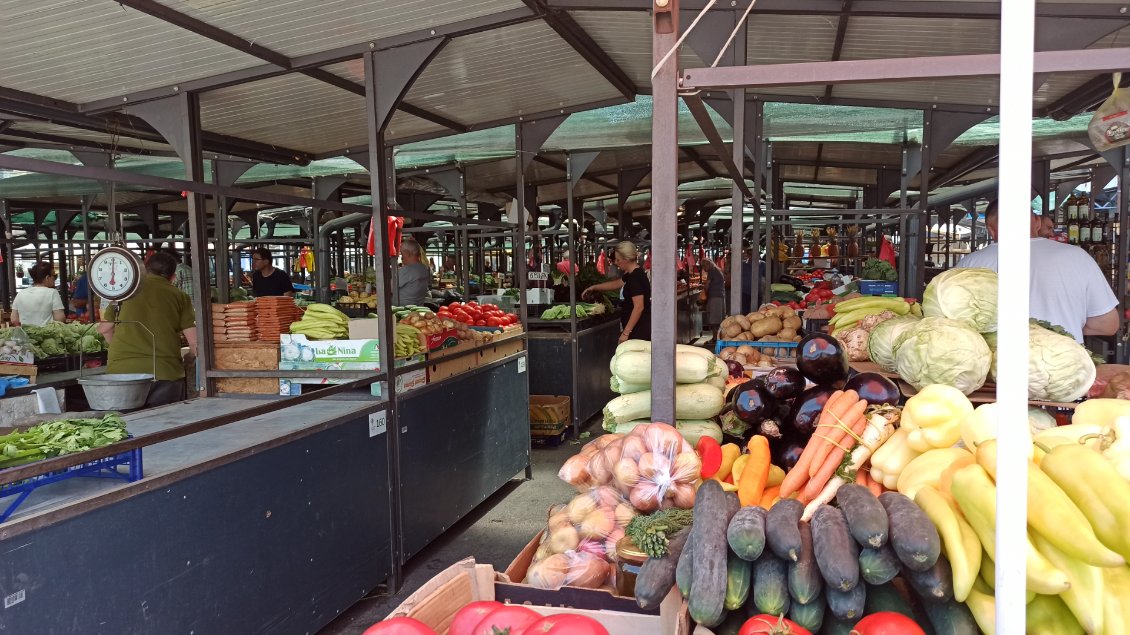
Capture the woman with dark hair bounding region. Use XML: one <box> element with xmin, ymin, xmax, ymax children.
<box><xmin>700</xmin><ymin>257</ymin><xmax>726</xmax><ymax>335</ymax></box>
<box><xmin>12</xmin><ymin>261</ymin><xmax>65</xmax><ymax>326</ymax></box>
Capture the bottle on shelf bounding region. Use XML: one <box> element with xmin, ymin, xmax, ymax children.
<box><xmin>1055</xmin><ymin>194</ymin><xmax>1068</xmax><ymax>225</ymax></box>
<box><xmin>1066</xmin><ymin>193</ymin><xmax>1080</xmax><ymax>222</ymax></box>
<box><xmin>1068</xmin><ymin>210</ymin><xmax>1081</xmax><ymax>245</ymax></box>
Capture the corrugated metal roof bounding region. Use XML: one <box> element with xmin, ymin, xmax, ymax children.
<box><xmin>201</xmin><ymin>73</ymin><xmax>369</xmax><ymax>155</ymax></box>
<box><xmin>6</xmin><ymin>121</ymin><xmax>176</xmax><ymax>154</ymax></box>
<box><xmin>569</xmin><ymin>11</ymin><xmax>704</xmax><ymax>87</ymax></box>
<box><xmin>403</xmin><ymin>21</ymin><xmax>625</xmax><ymax>123</ymax></box>
<box><xmin>156</xmin><ymin>0</ymin><xmax>526</xmax><ymax>58</ymax></box>
<box><xmin>747</xmin><ymin>14</ymin><xmax>840</xmax><ymax>65</ymax></box>
<box><xmin>835</xmin><ymin>78</ymin><xmax>1002</xmax><ymax>107</ymax></box>
<box><xmin>0</xmin><ymin>0</ymin><xmax>262</xmax><ymax>102</ymax></box>
<box><xmin>840</xmin><ymin>17</ymin><xmax>1000</xmax><ymax>60</ymax></box>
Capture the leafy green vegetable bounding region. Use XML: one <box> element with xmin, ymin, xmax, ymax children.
<box><xmin>625</xmin><ymin>507</ymin><xmax>695</xmax><ymax>558</ymax></box>
<box><xmin>539</xmin><ymin>303</ymin><xmax>605</xmax><ymax>320</ymax></box>
<box><xmin>16</xmin><ymin>322</ymin><xmax>107</xmax><ymax>358</ymax></box>
<box><xmin>0</xmin><ymin>413</ymin><xmax>128</xmax><ymax>468</ymax></box>
<box><xmin>862</xmin><ymin>258</ymin><xmax>898</xmax><ymax>281</ymax></box>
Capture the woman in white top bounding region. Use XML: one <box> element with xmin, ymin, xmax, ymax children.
<box><xmin>12</xmin><ymin>261</ymin><xmax>65</xmax><ymax>326</ymax></box>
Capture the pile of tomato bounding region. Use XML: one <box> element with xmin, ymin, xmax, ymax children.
<box><xmin>438</xmin><ymin>301</ymin><xmax>519</xmax><ymax>328</ymax></box>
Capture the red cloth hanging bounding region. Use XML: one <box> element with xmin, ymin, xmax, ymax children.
<box><xmin>879</xmin><ymin>235</ymin><xmax>897</xmax><ymax>267</ymax></box>
<box><xmin>596</xmin><ymin>250</ymin><xmax>608</xmax><ymax>275</ymax></box>
<box><xmin>644</xmin><ymin>252</ymin><xmax>652</xmax><ymax>270</ymax></box>
<box><xmin>369</xmin><ymin>216</ymin><xmax>405</xmax><ymax>257</ymax></box>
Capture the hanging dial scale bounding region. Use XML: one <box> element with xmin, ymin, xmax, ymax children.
<box><xmin>89</xmin><ymin>245</ymin><xmax>144</xmax><ymax>303</ymax></box>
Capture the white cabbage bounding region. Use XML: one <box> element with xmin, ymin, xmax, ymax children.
<box><xmin>867</xmin><ymin>315</ymin><xmax>921</xmax><ymax>372</ymax></box>
<box><xmin>895</xmin><ymin>317</ymin><xmax>991</xmax><ymax>395</ymax></box>
<box><xmin>922</xmin><ymin>267</ymin><xmax>999</xmax><ymax>333</ymax></box>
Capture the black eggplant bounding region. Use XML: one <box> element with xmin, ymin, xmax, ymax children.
<box><xmin>845</xmin><ymin>372</ymin><xmax>902</xmax><ymax>406</ymax></box>
<box><xmin>772</xmin><ymin>434</ymin><xmax>807</xmax><ymax>470</ymax></box>
<box><xmin>762</xmin><ymin>366</ymin><xmax>806</xmax><ymax>401</ymax></box>
<box><xmin>789</xmin><ymin>385</ymin><xmax>838</xmax><ymax>437</ymax></box>
<box><xmin>732</xmin><ymin>380</ymin><xmax>776</xmax><ymax>424</ymax></box>
<box><xmin>724</xmin><ymin>359</ymin><xmax>745</xmax><ymax>379</ymax></box>
<box><xmin>796</xmin><ymin>333</ymin><xmax>850</xmax><ymax>386</ymax></box>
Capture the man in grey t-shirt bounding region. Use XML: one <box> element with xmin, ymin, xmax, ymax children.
<box><xmin>396</xmin><ymin>239</ymin><xmax>432</xmax><ymax>306</ymax></box>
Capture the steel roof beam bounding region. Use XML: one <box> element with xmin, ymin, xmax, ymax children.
<box><xmin>544</xmin><ymin>0</ymin><xmax>1127</xmax><ymax>19</ymax></box>
<box><xmin>79</xmin><ymin>8</ymin><xmax>540</xmax><ymax>114</ymax></box>
<box><xmin>532</xmin><ymin>155</ymin><xmax>619</xmax><ymax>190</ymax></box>
<box><xmin>681</xmin><ymin>146</ymin><xmax>722</xmax><ymax>179</ymax></box>
<box><xmin>522</xmin><ymin>0</ymin><xmax>636</xmax><ymax>100</ymax></box>
<box><xmin>1041</xmin><ymin>73</ymin><xmax>1130</xmax><ymax>121</ymax></box>
<box><xmin>681</xmin><ymin>47</ymin><xmax>1130</xmax><ymax>90</ymax></box>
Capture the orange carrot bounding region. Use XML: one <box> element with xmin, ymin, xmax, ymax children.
<box><xmin>803</xmin><ymin>412</ymin><xmax>870</xmax><ymax>499</ymax></box>
<box><xmin>855</xmin><ymin>469</ymin><xmax>868</xmax><ymax>487</ymax></box>
<box><xmin>780</xmin><ymin>390</ymin><xmax>848</xmax><ymax>497</ymax></box>
<box><xmin>738</xmin><ymin>435</ymin><xmax>772</xmax><ymax>506</ymax></box>
<box><xmin>809</xmin><ymin>394</ymin><xmax>867</xmax><ymax>477</ymax></box>
<box><xmin>865</xmin><ymin>472</ymin><xmax>883</xmax><ymax>497</ymax></box>
<box><xmin>759</xmin><ymin>485</ymin><xmax>781</xmax><ymax>508</ymax></box>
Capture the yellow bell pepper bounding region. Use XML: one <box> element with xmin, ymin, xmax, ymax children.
<box><xmin>901</xmin><ymin>384</ymin><xmax>972</xmax><ymax>452</ymax></box>
<box><xmin>896</xmin><ymin>447</ymin><xmax>976</xmax><ymax>499</ymax></box>
<box><xmin>869</xmin><ymin>428</ymin><xmax>921</xmax><ymax>490</ymax></box>
<box><xmin>1071</xmin><ymin>398</ymin><xmax>1130</xmax><ymax>428</ymax></box>
<box><xmin>715</xmin><ymin>443</ymin><xmax>741</xmax><ymax>481</ymax></box>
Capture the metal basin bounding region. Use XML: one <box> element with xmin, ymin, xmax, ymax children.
<box><xmin>79</xmin><ymin>373</ymin><xmax>154</xmax><ymax>411</ymax></box>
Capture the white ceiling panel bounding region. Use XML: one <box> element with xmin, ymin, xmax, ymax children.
<box><xmin>201</xmin><ymin>73</ymin><xmax>368</xmax><ymax>156</ymax></box>
<box><xmin>840</xmin><ymin>17</ymin><xmax>1000</xmax><ymax>60</ymax></box>
<box><xmin>155</xmin><ymin>0</ymin><xmax>527</xmax><ymax>58</ymax></box>
<box><xmin>0</xmin><ymin>0</ymin><xmax>262</xmax><ymax>102</ymax></box>
<box><xmin>569</xmin><ymin>11</ymin><xmax>704</xmax><ymax>88</ymax></box>
<box><xmin>402</xmin><ymin>21</ymin><xmax>624</xmax><ymax>126</ymax></box>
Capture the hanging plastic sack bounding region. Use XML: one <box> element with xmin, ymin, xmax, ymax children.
<box><xmin>597</xmin><ymin>249</ymin><xmax>608</xmax><ymax>276</ymax></box>
<box><xmin>1089</xmin><ymin>73</ymin><xmax>1130</xmax><ymax>152</ymax></box>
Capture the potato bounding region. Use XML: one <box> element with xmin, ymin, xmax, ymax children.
<box><xmin>733</xmin><ymin>353</ymin><xmax>747</xmax><ymax>365</ymax></box>
<box><xmin>734</xmin><ymin>314</ymin><xmax>752</xmax><ymax>330</ymax></box>
<box><xmin>722</xmin><ymin>323</ymin><xmax>743</xmax><ymax>339</ymax></box>
<box><xmin>782</xmin><ymin>316</ymin><xmax>802</xmax><ymax>330</ymax></box>
<box><xmin>778</xmin><ymin>328</ymin><xmax>798</xmax><ymax>340</ymax></box>
<box><xmin>749</xmin><ymin>316</ymin><xmax>783</xmax><ymax>337</ymax></box>
<box><xmin>736</xmin><ymin>344</ymin><xmax>756</xmax><ymax>357</ymax></box>
<box><xmin>720</xmin><ymin>316</ymin><xmax>735</xmax><ymax>331</ymax></box>
<box><xmin>759</xmin><ymin>335</ymin><xmax>780</xmax><ymax>342</ymax></box>
<box><xmin>792</xmin><ymin>335</ymin><xmax>802</xmax><ymax>342</ymax></box>
<box><xmin>748</xmin><ymin>348</ymin><xmax>762</xmax><ymax>363</ymax></box>
<box><xmin>738</xmin><ymin>331</ymin><xmax>754</xmax><ymax>341</ymax></box>
<box><xmin>719</xmin><ymin>347</ymin><xmax>737</xmax><ymax>361</ymax></box>
<box><xmin>779</xmin><ymin>306</ymin><xmax>796</xmax><ymax>317</ymax></box>
<box><xmin>747</xmin><ymin>312</ymin><xmax>765</xmax><ymax>322</ymax></box>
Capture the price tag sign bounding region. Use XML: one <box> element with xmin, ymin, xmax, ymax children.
<box><xmin>368</xmin><ymin>411</ymin><xmax>387</xmax><ymax>437</ymax></box>
<box><xmin>518</xmin><ymin>357</ymin><xmax>527</xmax><ymax>374</ymax></box>
<box><xmin>528</xmin><ymin>271</ymin><xmax>549</xmax><ymax>281</ymax></box>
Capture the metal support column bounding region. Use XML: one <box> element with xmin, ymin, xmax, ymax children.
<box><xmin>0</xmin><ymin>200</ymin><xmax>8</xmax><ymax>312</ymax></box>
<box><xmin>749</xmin><ymin>101</ymin><xmax>765</xmax><ymax>311</ymax></box>
<box><xmin>213</xmin><ymin>160</ymin><xmax>254</xmax><ymax>304</ymax></box>
<box><xmin>651</xmin><ymin>0</ymin><xmax>679</xmax><ymax>423</ymax></box>
<box><xmin>1117</xmin><ymin>148</ymin><xmax>1130</xmax><ymax>310</ymax></box>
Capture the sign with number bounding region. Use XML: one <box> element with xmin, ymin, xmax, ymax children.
<box><xmin>528</xmin><ymin>271</ymin><xmax>549</xmax><ymax>281</ymax></box>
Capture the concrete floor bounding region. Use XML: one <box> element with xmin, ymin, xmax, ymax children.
<box><xmin>318</xmin><ymin>425</ymin><xmax>592</xmax><ymax>634</ymax></box>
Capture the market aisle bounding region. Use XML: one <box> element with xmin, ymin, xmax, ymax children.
<box><xmin>319</xmin><ymin>429</ymin><xmax>589</xmax><ymax>634</ymax></box>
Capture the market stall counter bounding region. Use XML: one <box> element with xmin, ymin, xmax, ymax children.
<box><xmin>0</xmin><ymin>394</ymin><xmax>392</xmax><ymax>635</ymax></box>
<box><xmin>526</xmin><ymin>315</ymin><xmax>620</xmax><ymax>430</ymax></box>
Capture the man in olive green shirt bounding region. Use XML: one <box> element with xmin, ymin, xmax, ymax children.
<box><xmin>98</xmin><ymin>252</ymin><xmax>198</xmax><ymax>408</ymax></box>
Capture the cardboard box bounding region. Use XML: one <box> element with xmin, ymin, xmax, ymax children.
<box><xmin>479</xmin><ymin>337</ymin><xmax>524</xmax><ymax>366</ymax></box>
<box><xmin>214</xmin><ymin>342</ymin><xmax>278</xmax><ymax>395</ymax></box>
<box><xmin>347</xmin><ymin>318</ymin><xmax>379</xmax><ymax>340</ymax></box>
<box><xmin>387</xmin><ymin>558</ymin><xmax>688</xmax><ymax>635</ymax></box>
<box><xmin>427</xmin><ymin>349</ymin><xmax>478</xmax><ymax>383</ymax></box>
<box><xmin>279</xmin><ymin>334</ymin><xmax>380</xmax><ymax>385</ymax></box>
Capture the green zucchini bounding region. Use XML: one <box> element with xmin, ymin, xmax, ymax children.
<box><xmin>689</xmin><ymin>480</ymin><xmax>734</xmax><ymax>627</ymax></box>
<box><xmin>766</xmin><ymin>498</ymin><xmax>804</xmax><ymax>562</ymax></box>
<box><xmin>727</xmin><ymin>506</ymin><xmax>767</xmax><ymax>561</ymax></box>
<box><xmin>836</xmin><ymin>483</ymin><xmax>889</xmax><ymax>548</ymax></box>
<box><xmin>906</xmin><ymin>554</ymin><xmax>955</xmax><ymax>603</ymax></box>
<box><xmin>789</xmin><ymin>593</ymin><xmax>825</xmax><ymax>632</ymax></box>
<box><xmin>788</xmin><ymin>521</ymin><xmax>823</xmax><ymax>604</ymax></box>
<box><xmin>921</xmin><ymin>596</ymin><xmax>980</xmax><ymax>635</ymax></box>
<box><xmin>858</xmin><ymin>544</ymin><xmax>901</xmax><ymax>586</ymax></box>
<box><xmin>636</xmin><ymin>526</ymin><xmax>692</xmax><ymax>610</ymax></box>
<box><xmin>880</xmin><ymin>491</ymin><xmax>941</xmax><ymax>572</ymax></box>
<box><xmin>825</xmin><ymin>584</ymin><xmax>866</xmax><ymax>621</ymax></box>
<box><xmin>725</xmin><ymin>552</ymin><xmax>753</xmax><ymax>610</ymax></box>
<box><xmin>864</xmin><ymin>582</ymin><xmax>917</xmax><ymax>621</ymax></box>
<box><xmin>676</xmin><ymin>530</ymin><xmax>695</xmax><ymax>598</ymax></box>
<box><xmin>810</xmin><ymin>505</ymin><xmax>860</xmax><ymax>592</ymax></box>
<box><xmin>751</xmin><ymin>554</ymin><xmax>791</xmax><ymax>617</ymax></box>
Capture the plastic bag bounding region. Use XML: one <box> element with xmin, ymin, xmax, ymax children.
<box><xmin>525</xmin><ymin>487</ymin><xmax>635</xmax><ymax>589</ymax></box>
<box><xmin>558</xmin><ymin>423</ymin><xmax>701</xmax><ymax>512</ymax></box>
<box><xmin>1089</xmin><ymin>73</ymin><xmax>1130</xmax><ymax>152</ymax></box>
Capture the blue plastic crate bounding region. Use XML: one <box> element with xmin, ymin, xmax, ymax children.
<box><xmin>715</xmin><ymin>339</ymin><xmax>800</xmax><ymax>361</ymax></box>
<box><xmin>0</xmin><ymin>445</ymin><xmax>143</xmax><ymax>522</ymax></box>
<box><xmin>858</xmin><ymin>280</ymin><xmax>899</xmax><ymax>296</ymax></box>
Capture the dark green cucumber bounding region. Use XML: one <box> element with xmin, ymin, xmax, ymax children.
<box><xmin>880</xmin><ymin>491</ymin><xmax>941</xmax><ymax>572</ymax></box>
<box><xmin>689</xmin><ymin>480</ymin><xmax>737</xmax><ymax>627</ymax></box>
<box><xmin>789</xmin><ymin>593</ymin><xmax>825</xmax><ymax>632</ymax></box>
<box><xmin>676</xmin><ymin>530</ymin><xmax>695</xmax><ymax>598</ymax></box>
<box><xmin>788</xmin><ymin>520</ymin><xmax>823</xmax><ymax>604</ymax></box>
<box><xmin>635</xmin><ymin>526</ymin><xmax>691</xmax><ymax>610</ymax></box>
<box><xmin>858</xmin><ymin>543</ymin><xmax>901</xmax><ymax>585</ymax></box>
<box><xmin>825</xmin><ymin>583</ymin><xmax>866</xmax><ymax>621</ymax></box>
<box><xmin>725</xmin><ymin>552</ymin><xmax>753</xmax><ymax>611</ymax></box>
<box><xmin>836</xmin><ymin>483</ymin><xmax>889</xmax><ymax>548</ymax></box>
<box><xmin>818</xmin><ymin>611</ymin><xmax>856</xmax><ymax>635</ymax></box>
<box><xmin>906</xmin><ymin>554</ymin><xmax>955</xmax><ymax>603</ymax></box>
<box><xmin>810</xmin><ymin>505</ymin><xmax>860</xmax><ymax>592</ymax></box>
<box><xmin>751</xmin><ymin>554</ymin><xmax>791</xmax><ymax>617</ymax></box>
<box><xmin>765</xmin><ymin>498</ymin><xmax>804</xmax><ymax>562</ymax></box>
<box><xmin>921</xmin><ymin>596</ymin><xmax>980</xmax><ymax>635</ymax></box>
<box><xmin>864</xmin><ymin>582</ymin><xmax>917</xmax><ymax>621</ymax></box>
<box><xmin>727</xmin><ymin>506</ymin><xmax>767</xmax><ymax>561</ymax></box>
<box><xmin>714</xmin><ymin>609</ymin><xmax>748</xmax><ymax>635</ymax></box>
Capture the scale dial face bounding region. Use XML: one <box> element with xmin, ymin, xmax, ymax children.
<box><xmin>89</xmin><ymin>247</ymin><xmax>143</xmax><ymax>302</ymax></box>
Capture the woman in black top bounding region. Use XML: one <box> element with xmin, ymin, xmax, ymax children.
<box><xmin>583</xmin><ymin>242</ymin><xmax>651</xmax><ymax>342</ymax></box>
<box><xmin>700</xmin><ymin>257</ymin><xmax>726</xmax><ymax>335</ymax></box>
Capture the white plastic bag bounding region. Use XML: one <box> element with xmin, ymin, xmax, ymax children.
<box><xmin>1089</xmin><ymin>73</ymin><xmax>1130</xmax><ymax>152</ymax></box>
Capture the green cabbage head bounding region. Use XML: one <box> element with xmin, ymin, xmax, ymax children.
<box><xmin>867</xmin><ymin>315</ymin><xmax>921</xmax><ymax>372</ymax></box>
<box><xmin>895</xmin><ymin>317</ymin><xmax>991</xmax><ymax>395</ymax></box>
<box><xmin>1026</xmin><ymin>321</ymin><xmax>1096</xmax><ymax>402</ymax></box>
<box><xmin>922</xmin><ymin>267</ymin><xmax>998</xmax><ymax>333</ymax></box>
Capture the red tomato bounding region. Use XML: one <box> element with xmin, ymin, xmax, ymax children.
<box><xmin>449</xmin><ymin>601</ymin><xmax>504</xmax><ymax>635</ymax></box>
<box><xmin>739</xmin><ymin>614</ymin><xmax>812</xmax><ymax>635</ymax></box>
<box><xmin>361</xmin><ymin>617</ymin><xmax>436</xmax><ymax>635</ymax></box>
<box><xmin>466</xmin><ymin>301</ymin><xmax>479</xmax><ymax>308</ymax></box>
<box><xmin>448</xmin><ymin>302</ymin><xmax>463</xmax><ymax>309</ymax></box>
<box><xmin>472</xmin><ymin>605</ymin><xmax>541</xmax><ymax>635</ymax></box>
<box><xmin>522</xmin><ymin>614</ymin><xmax>610</xmax><ymax>635</ymax></box>
<box><xmin>851</xmin><ymin>613</ymin><xmax>926</xmax><ymax>635</ymax></box>
<box><xmin>486</xmin><ymin>317</ymin><xmax>502</xmax><ymax>327</ymax></box>
<box><xmin>475</xmin><ymin>319</ymin><xmax>487</xmax><ymax>326</ymax></box>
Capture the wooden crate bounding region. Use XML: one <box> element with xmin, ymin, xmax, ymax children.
<box><xmin>214</xmin><ymin>342</ymin><xmax>279</xmax><ymax>394</ymax></box>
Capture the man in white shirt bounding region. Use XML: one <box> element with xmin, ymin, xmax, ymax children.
<box><xmin>956</xmin><ymin>201</ymin><xmax>1119</xmax><ymax>342</ymax></box>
